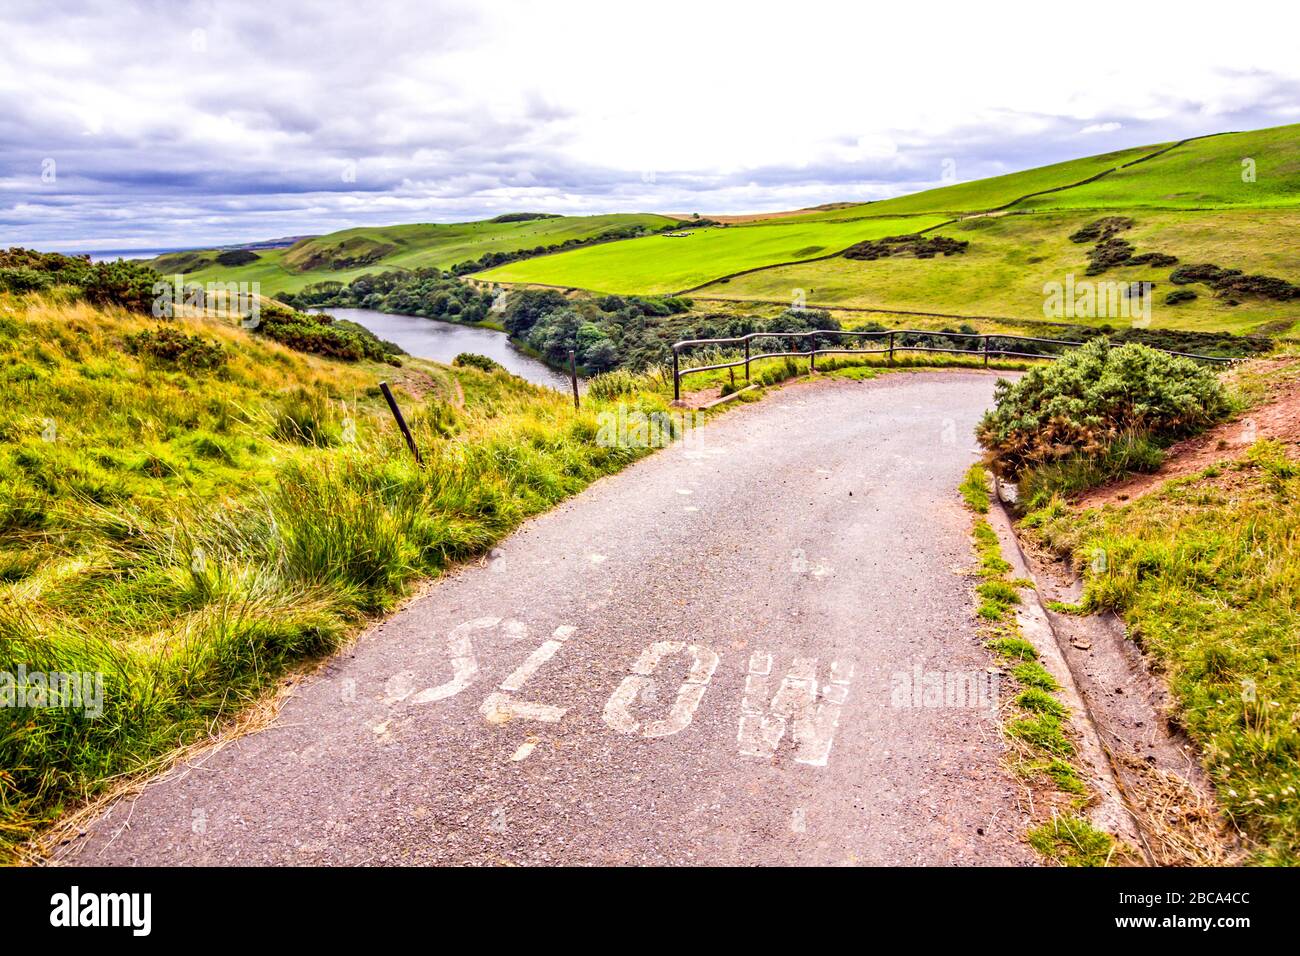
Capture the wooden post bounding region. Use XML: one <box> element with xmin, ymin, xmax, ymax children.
<box><xmin>888</xmin><ymin>330</ymin><xmax>895</xmax><ymax>365</ymax></box>
<box><xmin>568</xmin><ymin>350</ymin><xmax>580</xmax><ymax>410</ymax></box>
<box><xmin>744</xmin><ymin>338</ymin><xmax>751</xmax><ymax>382</ymax></box>
<box><xmin>379</xmin><ymin>381</ymin><xmax>422</xmax><ymax>466</ymax></box>
<box><xmin>983</xmin><ymin>335</ymin><xmax>989</xmax><ymax>367</ymax></box>
<box><xmin>809</xmin><ymin>332</ymin><xmax>816</xmax><ymax>373</ymax></box>
<box><xmin>672</xmin><ymin>345</ymin><xmax>680</xmax><ymax>402</ymax></box>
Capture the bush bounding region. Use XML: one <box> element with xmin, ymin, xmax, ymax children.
<box><xmin>124</xmin><ymin>326</ymin><xmax>227</xmax><ymax>371</ymax></box>
<box><xmin>81</xmin><ymin>259</ymin><xmax>160</xmax><ymax>314</ymax></box>
<box><xmin>215</xmin><ymin>249</ymin><xmax>260</xmax><ymax>267</ymax></box>
<box><xmin>254</xmin><ymin>302</ymin><xmax>401</xmax><ymax>363</ymax></box>
<box><xmin>977</xmin><ymin>339</ymin><xmax>1229</xmax><ymax>478</ymax></box>
<box><xmin>453</xmin><ymin>352</ymin><xmax>504</xmax><ymax>372</ymax></box>
<box><xmin>0</xmin><ymin>268</ymin><xmax>54</xmax><ymax>294</ymax></box>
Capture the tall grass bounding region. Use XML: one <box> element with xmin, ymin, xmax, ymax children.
<box><xmin>0</xmin><ymin>293</ymin><xmax>670</xmax><ymax>857</ymax></box>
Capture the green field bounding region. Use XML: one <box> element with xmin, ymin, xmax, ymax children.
<box><xmin>692</xmin><ymin>208</ymin><xmax>1300</xmax><ymax>335</ymax></box>
<box><xmin>1013</xmin><ymin>125</ymin><xmax>1300</xmax><ymax>211</ymax></box>
<box><xmin>476</xmin><ymin>215</ymin><xmax>948</xmax><ymax>295</ymax></box>
<box><xmin>819</xmin><ymin>143</ymin><xmax>1173</xmax><ymax>219</ymax></box>
<box><xmin>152</xmin><ymin>213</ymin><xmax>677</xmax><ymax>296</ymax></box>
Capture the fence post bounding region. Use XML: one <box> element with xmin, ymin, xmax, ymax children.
<box><xmin>983</xmin><ymin>335</ymin><xmax>989</xmax><ymax>367</ymax></box>
<box><xmin>888</xmin><ymin>330</ymin><xmax>895</xmax><ymax>365</ymax></box>
<box><xmin>568</xmin><ymin>350</ymin><xmax>580</xmax><ymax>410</ymax></box>
<box><xmin>379</xmin><ymin>381</ymin><xmax>422</xmax><ymax>466</ymax></box>
<box><xmin>744</xmin><ymin>338</ymin><xmax>750</xmax><ymax>382</ymax></box>
<box><xmin>672</xmin><ymin>345</ymin><xmax>680</xmax><ymax>402</ymax></box>
<box><xmin>809</xmin><ymin>332</ymin><xmax>816</xmax><ymax>373</ymax></box>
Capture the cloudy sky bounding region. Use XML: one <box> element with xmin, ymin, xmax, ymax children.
<box><xmin>3</xmin><ymin>0</ymin><xmax>1298</xmax><ymax>252</ymax></box>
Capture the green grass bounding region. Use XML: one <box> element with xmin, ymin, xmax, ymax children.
<box><xmin>692</xmin><ymin>207</ymin><xmax>1300</xmax><ymax>335</ymax></box>
<box><xmin>152</xmin><ymin>214</ymin><xmax>678</xmax><ymax>296</ymax></box>
<box><xmin>1013</xmin><ymin>124</ymin><xmax>1300</xmax><ymax>211</ymax></box>
<box><xmin>959</xmin><ymin>464</ymin><xmax>990</xmax><ymax>513</ymax></box>
<box><xmin>0</xmin><ymin>290</ymin><xmax>680</xmax><ymax>859</ymax></box>
<box><xmin>476</xmin><ymin>216</ymin><xmax>947</xmax><ymax>295</ymax></box>
<box><xmin>841</xmin><ymin>143</ymin><xmax>1172</xmax><ymax>217</ymax></box>
<box><xmin>1024</xmin><ymin>437</ymin><xmax>1300</xmax><ymax>864</ymax></box>
<box><xmin>1028</xmin><ymin>814</ymin><xmax>1118</xmax><ymax>866</ymax></box>
<box><xmin>961</xmin><ymin>469</ymin><xmax>1117</xmax><ymax>862</ymax></box>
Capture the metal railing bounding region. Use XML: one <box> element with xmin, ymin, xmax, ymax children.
<box><xmin>669</xmin><ymin>328</ymin><xmax>1232</xmax><ymax>400</ymax></box>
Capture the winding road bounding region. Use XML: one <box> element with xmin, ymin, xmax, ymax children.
<box><xmin>63</xmin><ymin>370</ymin><xmax>1034</xmax><ymax>866</ymax></box>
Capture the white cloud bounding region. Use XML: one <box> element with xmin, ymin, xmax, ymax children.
<box><xmin>1</xmin><ymin>0</ymin><xmax>1298</xmax><ymax>249</ymax></box>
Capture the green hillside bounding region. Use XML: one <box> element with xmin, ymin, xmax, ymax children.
<box><xmin>476</xmin><ymin>215</ymin><xmax>948</xmax><ymax>294</ymax></box>
<box><xmin>673</xmin><ymin>123</ymin><xmax>1300</xmax><ymax>334</ymax></box>
<box><xmin>151</xmin><ymin>213</ymin><xmax>677</xmax><ymax>296</ymax></box>
<box><xmin>1012</xmin><ymin>124</ymin><xmax>1300</xmax><ymax>210</ymax></box>
<box><xmin>813</xmin><ymin>142</ymin><xmax>1173</xmax><ymax>219</ymax></box>
<box><xmin>694</xmin><ymin>208</ymin><xmax>1300</xmax><ymax>335</ymax></box>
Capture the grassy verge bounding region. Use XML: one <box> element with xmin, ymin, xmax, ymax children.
<box><xmin>960</xmin><ymin>465</ymin><xmax>1121</xmax><ymax>866</ymax></box>
<box><xmin>0</xmin><ymin>292</ymin><xmax>681</xmax><ymax>859</ymax></box>
<box><xmin>1021</xmin><ymin>440</ymin><xmax>1300</xmax><ymax>864</ymax></box>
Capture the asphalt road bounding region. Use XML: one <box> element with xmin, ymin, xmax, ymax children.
<box><xmin>65</xmin><ymin>370</ymin><xmax>1034</xmax><ymax>866</ymax></box>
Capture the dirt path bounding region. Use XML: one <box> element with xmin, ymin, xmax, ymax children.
<box><xmin>60</xmin><ymin>372</ymin><xmax>1034</xmax><ymax>866</ymax></box>
<box><xmin>1076</xmin><ymin>359</ymin><xmax>1300</xmax><ymax>509</ymax></box>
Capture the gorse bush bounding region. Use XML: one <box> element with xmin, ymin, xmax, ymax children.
<box><xmin>255</xmin><ymin>302</ymin><xmax>403</xmax><ymax>363</ymax></box>
<box><xmin>81</xmin><ymin>259</ymin><xmax>161</xmax><ymax>314</ymax></box>
<box><xmin>977</xmin><ymin>339</ymin><xmax>1230</xmax><ymax>478</ymax></box>
<box><xmin>0</xmin><ymin>267</ymin><xmax>53</xmax><ymax>293</ymax></box>
<box><xmin>124</xmin><ymin>326</ymin><xmax>227</xmax><ymax>371</ymax></box>
<box><xmin>453</xmin><ymin>352</ymin><xmax>504</xmax><ymax>373</ymax></box>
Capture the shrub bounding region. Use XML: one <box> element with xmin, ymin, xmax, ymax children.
<box><xmin>215</xmin><ymin>249</ymin><xmax>260</xmax><ymax>267</ymax></box>
<box><xmin>1170</xmin><ymin>263</ymin><xmax>1300</xmax><ymax>301</ymax></box>
<box><xmin>81</xmin><ymin>259</ymin><xmax>160</xmax><ymax>313</ymax></box>
<box><xmin>453</xmin><ymin>352</ymin><xmax>504</xmax><ymax>373</ymax></box>
<box><xmin>254</xmin><ymin>302</ymin><xmax>401</xmax><ymax>363</ymax></box>
<box><xmin>1068</xmin><ymin>217</ymin><xmax>1134</xmax><ymax>244</ymax></box>
<box><xmin>0</xmin><ymin>268</ymin><xmax>52</xmax><ymax>293</ymax></box>
<box><xmin>977</xmin><ymin>339</ymin><xmax>1229</xmax><ymax>478</ymax></box>
<box><xmin>124</xmin><ymin>326</ymin><xmax>227</xmax><ymax>371</ymax></box>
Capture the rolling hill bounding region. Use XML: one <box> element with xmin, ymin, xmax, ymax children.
<box><xmin>475</xmin><ymin>215</ymin><xmax>948</xmax><ymax>295</ymax></box>
<box><xmin>695</xmin><ymin>207</ymin><xmax>1300</xmax><ymax>335</ymax></box>
<box><xmin>666</xmin><ymin>123</ymin><xmax>1300</xmax><ymax>335</ymax></box>
<box><xmin>151</xmin><ymin>213</ymin><xmax>678</xmax><ymax>296</ymax></box>
<box><xmin>158</xmin><ymin>122</ymin><xmax>1300</xmax><ymax>337</ymax></box>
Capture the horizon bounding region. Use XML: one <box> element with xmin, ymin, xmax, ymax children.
<box><xmin>38</xmin><ymin>118</ymin><xmax>1297</xmax><ymax>255</ymax></box>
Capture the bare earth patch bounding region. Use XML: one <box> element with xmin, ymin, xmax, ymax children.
<box><xmin>1075</xmin><ymin>357</ymin><xmax>1300</xmax><ymax>508</ymax></box>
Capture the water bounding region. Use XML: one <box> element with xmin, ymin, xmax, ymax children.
<box><xmin>319</xmin><ymin>307</ymin><xmax>573</xmax><ymax>391</ymax></box>
<box><xmin>85</xmin><ymin>249</ymin><xmax>185</xmax><ymax>262</ymax></box>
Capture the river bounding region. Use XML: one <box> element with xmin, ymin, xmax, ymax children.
<box><xmin>318</xmin><ymin>307</ymin><xmax>573</xmax><ymax>391</ymax></box>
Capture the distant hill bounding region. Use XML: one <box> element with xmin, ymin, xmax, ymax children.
<box><xmin>150</xmin><ymin>213</ymin><xmax>677</xmax><ymax>295</ymax></box>
<box><xmin>481</xmin><ymin>123</ymin><xmax>1300</xmax><ymax>335</ymax></box>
